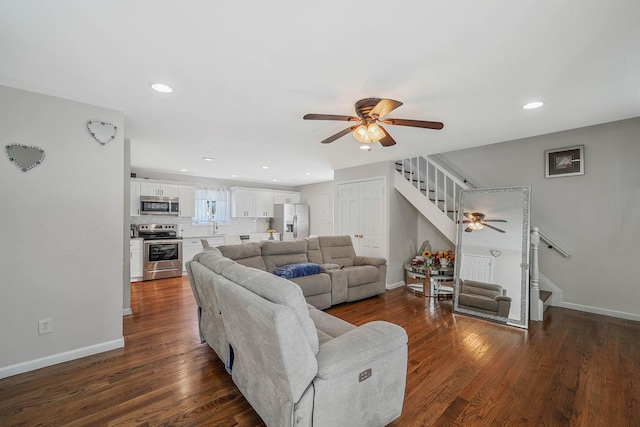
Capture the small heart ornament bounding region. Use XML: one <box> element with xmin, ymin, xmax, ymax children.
<box><xmin>87</xmin><ymin>119</ymin><xmax>118</xmax><ymax>145</ymax></box>
<box><xmin>6</xmin><ymin>144</ymin><xmax>46</xmax><ymax>172</ymax></box>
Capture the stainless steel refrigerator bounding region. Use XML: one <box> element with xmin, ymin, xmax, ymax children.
<box><xmin>273</xmin><ymin>204</ymin><xmax>309</xmax><ymax>241</ymax></box>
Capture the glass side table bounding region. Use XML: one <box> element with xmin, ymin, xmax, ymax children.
<box><xmin>404</xmin><ymin>262</ymin><xmax>454</xmax><ymax>304</ymax></box>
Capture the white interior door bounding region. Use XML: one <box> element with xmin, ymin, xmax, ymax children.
<box><xmin>337</xmin><ymin>178</ymin><xmax>385</xmax><ymax>258</ymax></box>
<box><xmin>460</xmin><ymin>254</ymin><xmax>493</xmax><ymax>282</ymax></box>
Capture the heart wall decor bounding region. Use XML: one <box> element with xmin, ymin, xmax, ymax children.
<box><xmin>87</xmin><ymin>119</ymin><xmax>118</xmax><ymax>145</ymax></box>
<box><xmin>490</xmin><ymin>250</ymin><xmax>502</xmax><ymax>257</ymax></box>
<box><xmin>5</xmin><ymin>144</ymin><xmax>46</xmax><ymax>172</ymax></box>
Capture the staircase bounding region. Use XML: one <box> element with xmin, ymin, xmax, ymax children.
<box><xmin>394</xmin><ymin>157</ymin><xmax>468</xmax><ymax>243</ymax></box>
<box><xmin>394</xmin><ymin>155</ymin><xmax>555</xmax><ymax>322</ymax></box>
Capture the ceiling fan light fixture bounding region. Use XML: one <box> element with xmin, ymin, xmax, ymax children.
<box><xmin>367</xmin><ymin>123</ymin><xmax>385</xmax><ymax>141</ymax></box>
<box><xmin>353</xmin><ymin>124</ymin><xmax>370</xmax><ymax>143</ymax></box>
<box><xmin>468</xmin><ymin>221</ymin><xmax>484</xmax><ymax>231</ymax></box>
<box><xmin>353</xmin><ymin>123</ymin><xmax>385</xmax><ymax>143</ymax></box>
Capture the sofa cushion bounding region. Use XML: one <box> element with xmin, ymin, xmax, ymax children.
<box><xmin>218</xmin><ymin>242</ymin><xmax>267</xmax><ymax>271</ymax></box>
<box><xmin>305</xmin><ymin>237</ymin><xmax>324</xmax><ymax>265</ymax></box>
<box><xmin>220</xmin><ymin>262</ymin><xmax>319</xmax><ymax>354</ymax></box>
<box><xmin>291</xmin><ymin>273</ymin><xmax>332</xmax><ymax>297</ymax></box>
<box><xmin>274</xmin><ymin>263</ymin><xmax>322</xmax><ymax>279</ymax></box>
<box><xmin>318</xmin><ymin>235</ymin><xmax>356</xmax><ymax>267</ymax></box>
<box><xmin>261</xmin><ymin>240</ymin><xmax>309</xmax><ymax>273</ymax></box>
<box><xmin>459</xmin><ymin>293</ymin><xmax>499</xmax><ymax>312</ymax></box>
<box><xmin>345</xmin><ymin>265</ymin><xmax>380</xmax><ymax>287</ymax></box>
<box><xmin>462</xmin><ymin>280</ymin><xmax>502</xmax><ymax>298</ymax></box>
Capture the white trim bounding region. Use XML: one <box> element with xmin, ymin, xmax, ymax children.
<box><xmin>386</xmin><ymin>281</ymin><xmax>405</xmax><ymax>290</ymax></box>
<box><xmin>0</xmin><ymin>338</ymin><xmax>125</xmax><ymax>380</ymax></box>
<box><xmin>556</xmin><ymin>301</ymin><xmax>640</xmax><ymax>322</ymax></box>
<box><xmin>538</xmin><ymin>272</ymin><xmax>563</xmax><ymax>306</ymax></box>
<box><xmin>123</xmin><ymin>308</ymin><xmax>133</xmax><ymax>316</ymax></box>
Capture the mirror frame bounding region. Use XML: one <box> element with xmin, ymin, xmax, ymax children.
<box><xmin>453</xmin><ymin>186</ymin><xmax>531</xmax><ymax>328</ymax></box>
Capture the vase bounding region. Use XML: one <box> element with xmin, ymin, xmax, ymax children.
<box><xmin>440</xmin><ymin>259</ymin><xmax>449</xmax><ymax>269</ymax></box>
<box><xmin>269</xmin><ymin>232</ymin><xmax>274</xmax><ymax>240</ymax></box>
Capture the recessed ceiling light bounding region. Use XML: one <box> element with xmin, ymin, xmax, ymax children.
<box><xmin>202</xmin><ymin>157</ymin><xmax>214</xmax><ymax>161</ymax></box>
<box><xmin>150</xmin><ymin>83</ymin><xmax>173</xmax><ymax>93</ymax></box>
<box><xmin>522</xmin><ymin>101</ymin><xmax>544</xmax><ymax>109</ymax></box>
<box><xmin>360</xmin><ymin>145</ymin><xmax>371</xmax><ymax>151</ymax></box>
<box><xmin>272</xmin><ymin>179</ymin><xmax>278</xmax><ymax>182</ymax></box>
<box><xmin>231</xmin><ymin>174</ymin><xmax>238</xmax><ymax>177</ymax></box>
<box><xmin>305</xmin><ymin>172</ymin><xmax>312</xmax><ymax>176</ymax></box>
<box><xmin>179</xmin><ymin>168</ymin><xmax>188</xmax><ymax>172</ymax></box>
<box><xmin>262</xmin><ymin>166</ymin><xmax>269</xmax><ymax>169</ymax></box>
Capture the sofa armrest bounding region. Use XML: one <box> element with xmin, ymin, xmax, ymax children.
<box><xmin>353</xmin><ymin>256</ymin><xmax>387</xmax><ymax>267</ymax></box>
<box><xmin>315</xmin><ymin>321</ymin><xmax>407</xmax><ymax>380</ymax></box>
<box><xmin>496</xmin><ymin>296</ymin><xmax>512</xmax><ymax>302</ymax></box>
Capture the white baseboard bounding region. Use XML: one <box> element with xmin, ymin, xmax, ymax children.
<box><xmin>556</xmin><ymin>301</ymin><xmax>640</xmax><ymax>322</ymax></box>
<box><xmin>122</xmin><ymin>308</ymin><xmax>132</xmax><ymax>316</ymax></box>
<box><xmin>386</xmin><ymin>281</ymin><xmax>405</xmax><ymax>290</ymax></box>
<box><xmin>0</xmin><ymin>338</ymin><xmax>124</xmax><ymax>380</ymax></box>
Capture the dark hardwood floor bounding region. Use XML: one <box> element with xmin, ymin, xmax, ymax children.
<box><xmin>1</xmin><ymin>276</ymin><xmax>639</xmax><ymax>426</ymax></box>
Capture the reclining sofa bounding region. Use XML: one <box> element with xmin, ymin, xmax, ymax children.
<box><xmin>186</xmin><ymin>247</ymin><xmax>408</xmax><ymax>427</ymax></box>
<box><xmin>457</xmin><ymin>279</ymin><xmax>512</xmax><ymax>318</ymax></box>
<box><xmin>215</xmin><ymin>236</ymin><xmax>387</xmax><ymax>310</ymax></box>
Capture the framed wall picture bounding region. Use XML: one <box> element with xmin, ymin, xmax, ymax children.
<box><xmin>545</xmin><ymin>145</ymin><xmax>584</xmax><ymax>178</ymax></box>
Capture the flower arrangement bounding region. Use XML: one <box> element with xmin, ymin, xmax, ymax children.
<box><xmin>418</xmin><ymin>248</ymin><xmax>455</xmax><ymax>268</ymax></box>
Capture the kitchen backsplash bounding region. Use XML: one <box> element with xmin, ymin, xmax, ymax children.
<box><xmin>131</xmin><ymin>216</ymin><xmax>270</xmax><ymax>237</ymax></box>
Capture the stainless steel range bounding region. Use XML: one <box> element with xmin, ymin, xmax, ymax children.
<box><xmin>138</xmin><ymin>224</ymin><xmax>183</xmax><ymax>280</ymax></box>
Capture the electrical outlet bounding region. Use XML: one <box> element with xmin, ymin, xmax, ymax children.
<box><xmin>38</xmin><ymin>318</ymin><xmax>52</xmax><ymax>335</ymax></box>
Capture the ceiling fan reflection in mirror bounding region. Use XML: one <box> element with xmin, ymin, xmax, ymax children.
<box><xmin>463</xmin><ymin>212</ymin><xmax>507</xmax><ymax>233</ymax></box>
<box><xmin>303</xmin><ymin>98</ymin><xmax>444</xmax><ymax>148</ymax></box>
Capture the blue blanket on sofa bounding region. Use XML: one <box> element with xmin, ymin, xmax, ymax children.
<box><xmin>273</xmin><ymin>263</ymin><xmax>322</xmax><ymax>279</ymax></box>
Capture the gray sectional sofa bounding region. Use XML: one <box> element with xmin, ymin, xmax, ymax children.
<box><xmin>216</xmin><ymin>236</ymin><xmax>387</xmax><ymax>310</ymax></box>
<box><xmin>186</xmin><ymin>246</ymin><xmax>408</xmax><ymax>426</ymax></box>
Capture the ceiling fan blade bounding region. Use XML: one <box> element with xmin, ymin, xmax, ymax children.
<box><xmin>369</xmin><ymin>99</ymin><xmax>403</xmax><ymax>119</ymax></box>
<box><xmin>303</xmin><ymin>114</ymin><xmax>360</xmax><ymax>122</ymax></box>
<box><xmin>381</xmin><ymin>118</ymin><xmax>444</xmax><ymax>130</ymax></box>
<box><xmin>483</xmin><ymin>223</ymin><xmax>506</xmax><ymax>233</ymax></box>
<box><xmin>321</xmin><ymin>126</ymin><xmax>357</xmax><ymax>144</ymax></box>
<box><xmin>377</xmin><ymin>125</ymin><xmax>396</xmax><ymax>147</ymax></box>
<box><xmin>465</xmin><ymin>227</ymin><xmax>473</xmax><ymax>232</ymax></box>
<box><xmin>463</xmin><ymin>212</ymin><xmax>473</xmax><ymax>219</ymax></box>
<box><xmin>484</xmin><ymin>219</ymin><xmax>507</xmax><ymax>223</ymax></box>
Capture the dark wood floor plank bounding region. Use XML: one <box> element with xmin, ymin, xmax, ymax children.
<box><xmin>1</xmin><ymin>277</ymin><xmax>639</xmax><ymax>426</ymax></box>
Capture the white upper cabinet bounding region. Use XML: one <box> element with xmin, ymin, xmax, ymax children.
<box><xmin>273</xmin><ymin>191</ymin><xmax>301</xmax><ymax>205</ymax></box>
<box><xmin>130</xmin><ymin>180</ymin><xmax>141</xmax><ymax>216</ymax></box>
<box><xmin>231</xmin><ymin>188</ymin><xmax>256</xmax><ymax>217</ymax></box>
<box><xmin>178</xmin><ymin>185</ymin><xmax>195</xmax><ymax>217</ymax></box>
<box><xmin>255</xmin><ymin>190</ymin><xmax>274</xmax><ymax>217</ymax></box>
<box><xmin>140</xmin><ymin>181</ymin><xmax>179</xmax><ymax>197</ymax></box>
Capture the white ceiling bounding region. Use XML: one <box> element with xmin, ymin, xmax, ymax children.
<box><xmin>2</xmin><ymin>1</ymin><xmax>639</xmax><ymax>186</ymax></box>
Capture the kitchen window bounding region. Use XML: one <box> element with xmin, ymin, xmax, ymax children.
<box><xmin>194</xmin><ymin>187</ymin><xmax>230</xmax><ymax>224</ymax></box>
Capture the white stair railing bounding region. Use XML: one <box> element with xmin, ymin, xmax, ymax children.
<box><xmin>395</xmin><ymin>156</ymin><xmax>468</xmax><ymax>222</ymax></box>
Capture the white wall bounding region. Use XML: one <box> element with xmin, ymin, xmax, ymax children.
<box><xmin>296</xmin><ymin>181</ymin><xmax>334</xmax><ymax>237</ymax></box>
<box><xmin>441</xmin><ymin>117</ymin><xmax>640</xmax><ymax>320</ymax></box>
<box><xmin>0</xmin><ymin>86</ymin><xmax>125</xmax><ymax>378</ymax></box>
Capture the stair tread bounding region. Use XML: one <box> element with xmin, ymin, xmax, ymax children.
<box><xmin>540</xmin><ymin>290</ymin><xmax>552</xmax><ymax>302</ymax></box>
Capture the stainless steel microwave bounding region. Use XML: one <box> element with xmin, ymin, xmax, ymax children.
<box><xmin>140</xmin><ymin>196</ymin><xmax>179</xmax><ymax>216</ymax></box>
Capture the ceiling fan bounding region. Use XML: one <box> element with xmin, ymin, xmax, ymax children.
<box><xmin>303</xmin><ymin>98</ymin><xmax>444</xmax><ymax>148</ymax></box>
<box><xmin>463</xmin><ymin>212</ymin><xmax>507</xmax><ymax>233</ymax></box>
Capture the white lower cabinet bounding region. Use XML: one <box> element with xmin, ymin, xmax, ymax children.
<box><xmin>182</xmin><ymin>238</ymin><xmax>204</xmax><ymax>273</ymax></box>
<box><xmin>130</xmin><ymin>239</ymin><xmax>144</xmax><ymax>281</ymax></box>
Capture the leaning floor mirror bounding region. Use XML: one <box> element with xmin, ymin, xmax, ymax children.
<box><xmin>453</xmin><ymin>186</ymin><xmax>531</xmax><ymax>328</ymax></box>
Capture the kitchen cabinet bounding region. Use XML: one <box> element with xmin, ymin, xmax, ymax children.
<box><xmin>231</xmin><ymin>188</ymin><xmax>274</xmax><ymax>218</ymax></box>
<box><xmin>231</xmin><ymin>188</ymin><xmax>256</xmax><ymax>217</ymax></box>
<box><xmin>179</xmin><ymin>185</ymin><xmax>195</xmax><ymax>218</ymax></box>
<box><xmin>182</xmin><ymin>238</ymin><xmax>204</xmax><ymax>273</ymax></box>
<box><xmin>255</xmin><ymin>190</ymin><xmax>274</xmax><ymax>217</ymax></box>
<box><xmin>130</xmin><ymin>180</ymin><xmax>141</xmax><ymax>216</ymax></box>
<box><xmin>140</xmin><ymin>181</ymin><xmax>179</xmax><ymax>197</ymax></box>
<box><xmin>273</xmin><ymin>191</ymin><xmax>301</xmax><ymax>204</ymax></box>
<box><xmin>130</xmin><ymin>238</ymin><xmax>144</xmax><ymax>281</ymax></box>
